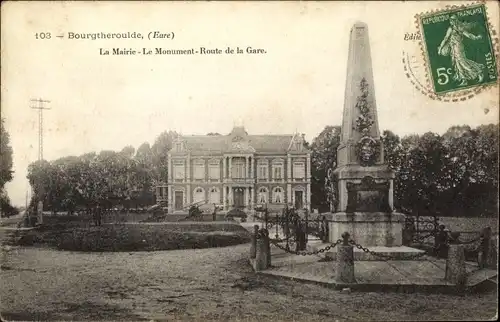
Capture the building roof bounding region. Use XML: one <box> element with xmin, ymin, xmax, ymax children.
<box><xmin>171</xmin><ymin>126</ymin><xmax>309</xmax><ymax>155</ymax></box>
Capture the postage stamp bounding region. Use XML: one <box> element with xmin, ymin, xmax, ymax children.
<box><xmin>417</xmin><ymin>3</ymin><xmax>498</xmax><ymax>95</ymax></box>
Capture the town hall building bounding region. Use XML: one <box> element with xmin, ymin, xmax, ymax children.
<box><xmin>156</xmin><ymin>126</ymin><xmax>311</xmax><ymax>213</ymax></box>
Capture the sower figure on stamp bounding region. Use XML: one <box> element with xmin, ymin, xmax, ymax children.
<box><xmin>438</xmin><ymin>14</ymin><xmax>484</xmax><ymax>86</ymax></box>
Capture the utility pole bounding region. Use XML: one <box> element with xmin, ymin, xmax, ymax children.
<box><xmin>30</xmin><ymin>98</ymin><xmax>51</xmax><ymax>161</ymax></box>
<box><xmin>30</xmin><ymin>98</ymin><xmax>51</xmax><ymax>225</ymax></box>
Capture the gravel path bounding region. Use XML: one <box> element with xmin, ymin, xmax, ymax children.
<box><xmin>1</xmin><ymin>244</ymin><xmax>497</xmax><ymax>321</ymax></box>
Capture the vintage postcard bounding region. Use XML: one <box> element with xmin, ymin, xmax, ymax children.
<box><xmin>1</xmin><ymin>1</ymin><xmax>498</xmax><ymax>321</ymax></box>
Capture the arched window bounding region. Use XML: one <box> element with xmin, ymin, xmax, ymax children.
<box><xmin>272</xmin><ymin>187</ymin><xmax>284</xmax><ymax>203</ymax></box>
<box><xmin>193</xmin><ymin>187</ymin><xmax>205</xmax><ymax>203</ymax></box>
<box><xmin>209</xmin><ymin>187</ymin><xmax>220</xmax><ymax>204</ymax></box>
<box><xmin>257</xmin><ymin>187</ymin><xmax>268</xmax><ymax>204</ymax></box>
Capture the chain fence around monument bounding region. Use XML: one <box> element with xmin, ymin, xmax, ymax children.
<box><xmin>252</xmin><ymin>208</ymin><xmax>494</xmax><ymax>266</ymax></box>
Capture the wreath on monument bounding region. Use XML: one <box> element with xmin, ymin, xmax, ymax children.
<box><xmin>355</xmin><ymin>136</ymin><xmax>380</xmax><ymax>166</ymax></box>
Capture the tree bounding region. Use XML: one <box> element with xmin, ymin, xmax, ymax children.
<box><xmin>133</xmin><ymin>142</ymin><xmax>155</xmax><ymax>207</ymax></box>
<box><xmin>0</xmin><ymin>118</ymin><xmax>14</xmax><ymax>189</ymax></box>
<box><xmin>309</xmin><ymin>126</ymin><xmax>341</xmax><ymax>212</ymax></box>
<box><xmin>381</xmin><ymin>130</ymin><xmax>403</xmax><ymax>170</ymax></box>
<box><xmin>120</xmin><ymin>145</ymin><xmax>135</xmax><ymax>158</ymax></box>
<box><xmin>151</xmin><ymin>130</ymin><xmax>177</xmax><ymax>183</ymax></box>
<box><xmin>440</xmin><ymin>124</ymin><xmax>499</xmax><ymax>216</ymax></box>
<box><xmin>27</xmin><ymin>160</ymin><xmax>52</xmax><ymax>206</ymax></box>
<box><xmin>0</xmin><ymin>190</ymin><xmax>18</xmax><ymax>217</ymax></box>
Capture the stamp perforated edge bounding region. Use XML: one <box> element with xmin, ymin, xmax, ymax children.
<box><xmin>413</xmin><ymin>0</ymin><xmax>500</xmax><ymax>100</ymax></box>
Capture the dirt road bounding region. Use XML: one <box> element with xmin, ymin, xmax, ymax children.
<box><xmin>1</xmin><ymin>243</ymin><xmax>497</xmax><ymax>321</ymax></box>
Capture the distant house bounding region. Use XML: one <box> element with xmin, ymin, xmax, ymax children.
<box><xmin>155</xmin><ymin>126</ymin><xmax>311</xmax><ymax>213</ymax></box>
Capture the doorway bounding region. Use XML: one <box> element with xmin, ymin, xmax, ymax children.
<box><xmin>233</xmin><ymin>187</ymin><xmax>244</xmax><ymax>209</ymax></box>
<box><xmin>294</xmin><ymin>190</ymin><xmax>304</xmax><ymax>209</ymax></box>
<box><xmin>174</xmin><ymin>191</ymin><xmax>184</xmax><ymax>211</ymax></box>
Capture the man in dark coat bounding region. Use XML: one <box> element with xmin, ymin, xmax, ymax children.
<box><xmin>93</xmin><ymin>205</ymin><xmax>103</xmax><ymax>226</ymax></box>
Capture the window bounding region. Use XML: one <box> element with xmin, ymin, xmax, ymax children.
<box><xmin>173</xmin><ymin>160</ymin><xmax>185</xmax><ymax>179</ymax></box>
<box><xmin>175</xmin><ymin>143</ymin><xmax>182</xmax><ymax>152</ymax></box>
<box><xmin>272</xmin><ymin>187</ymin><xmax>284</xmax><ymax>203</ymax></box>
<box><xmin>193</xmin><ymin>187</ymin><xmax>205</xmax><ymax>203</ymax></box>
<box><xmin>257</xmin><ymin>187</ymin><xmax>268</xmax><ymax>204</ymax></box>
<box><xmin>208</xmin><ymin>160</ymin><xmax>220</xmax><ymax>179</ymax></box>
<box><xmin>273</xmin><ymin>167</ymin><xmax>283</xmax><ymax>179</ymax></box>
<box><xmin>193</xmin><ymin>160</ymin><xmax>205</xmax><ymax>179</ymax></box>
<box><xmin>232</xmin><ymin>159</ymin><xmax>245</xmax><ymax>178</ymax></box>
<box><xmin>257</xmin><ymin>161</ymin><xmax>268</xmax><ymax>179</ymax></box>
<box><xmin>272</xmin><ymin>162</ymin><xmax>284</xmax><ymax>179</ymax></box>
<box><xmin>293</xmin><ymin>162</ymin><xmax>305</xmax><ymax>179</ymax></box>
<box><xmin>209</xmin><ymin>187</ymin><xmax>220</xmax><ymax>204</ymax></box>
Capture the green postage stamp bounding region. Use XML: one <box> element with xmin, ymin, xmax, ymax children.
<box><xmin>417</xmin><ymin>3</ymin><xmax>498</xmax><ymax>95</ymax></box>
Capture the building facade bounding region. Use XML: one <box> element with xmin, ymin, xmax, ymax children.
<box><xmin>156</xmin><ymin>126</ymin><xmax>311</xmax><ymax>213</ymax></box>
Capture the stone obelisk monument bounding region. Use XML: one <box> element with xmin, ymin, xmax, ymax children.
<box><xmin>329</xmin><ymin>22</ymin><xmax>405</xmax><ymax>247</ymax></box>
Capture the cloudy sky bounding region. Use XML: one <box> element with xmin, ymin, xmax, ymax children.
<box><xmin>2</xmin><ymin>1</ymin><xmax>499</xmax><ymax>206</ymax></box>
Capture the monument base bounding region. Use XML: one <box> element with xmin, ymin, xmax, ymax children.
<box><xmin>328</xmin><ymin>212</ymin><xmax>406</xmax><ymax>247</ymax></box>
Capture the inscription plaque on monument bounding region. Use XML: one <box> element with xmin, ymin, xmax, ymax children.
<box><xmin>346</xmin><ymin>176</ymin><xmax>391</xmax><ymax>212</ymax></box>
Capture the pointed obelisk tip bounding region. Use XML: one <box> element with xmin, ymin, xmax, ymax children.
<box><xmin>351</xmin><ymin>21</ymin><xmax>368</xmax><ymax>30</ymax></box>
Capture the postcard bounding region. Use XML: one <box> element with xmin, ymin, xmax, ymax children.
<box><xmin>1</xmin><ymin>1</ymin><xmax>498</xmax><ymax>321</ymax></box>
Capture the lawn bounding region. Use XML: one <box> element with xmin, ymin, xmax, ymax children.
<box><xmin>13</xmin><ymin>215</ymin><xmax>251</xmax><ymax>252</ymax></box>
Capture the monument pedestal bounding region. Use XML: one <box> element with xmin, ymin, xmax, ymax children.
<box><xmin>328</xmin><ymin>212</ymin><xmax>405</xmax><ymax>247</ymax></box>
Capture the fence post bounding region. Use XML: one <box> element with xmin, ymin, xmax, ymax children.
<box><xmin>249</xmin><ymin>224</ymin><xmax>259</xmax><ymax>259</ymax></box>
<box><xmin>254</xmin><ymin>229</ymin><xmax>270</xmax><ymax>271</ymax></box>
<box><xmin>445</xmin><ymin>241</ymin><xmax>466</xmax><ymax>291</ymax></box>
<box><xmin>336</xmin><ymin>232</ymin><xmax>356</xmax><ymax>284</ymax></box>
<box><xmin>264</xmin><ymin>228</ymin><xmax>271</xmax><ymax>267</ymax></box>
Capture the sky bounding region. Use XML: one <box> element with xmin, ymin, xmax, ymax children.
<box><xmin>2</xmin><ymin>1</ymin><xmax>499</xmax><ymax>206</ymax></box>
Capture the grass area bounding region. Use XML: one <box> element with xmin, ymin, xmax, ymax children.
<box><xmin>14</xmin><ymin>215</ymin><xmax>251</xmax><ymax>252</ymax></box>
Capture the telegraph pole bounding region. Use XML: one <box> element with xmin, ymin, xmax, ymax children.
<box><xmin>30</xmin><ymin>98</ymin><xmax>51</xmax><ymax>161</ymax></box>
<box><xmin>30</xmin><ymin>98</ymin><xmax>51</xmax><ymax>225</ymax></box>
